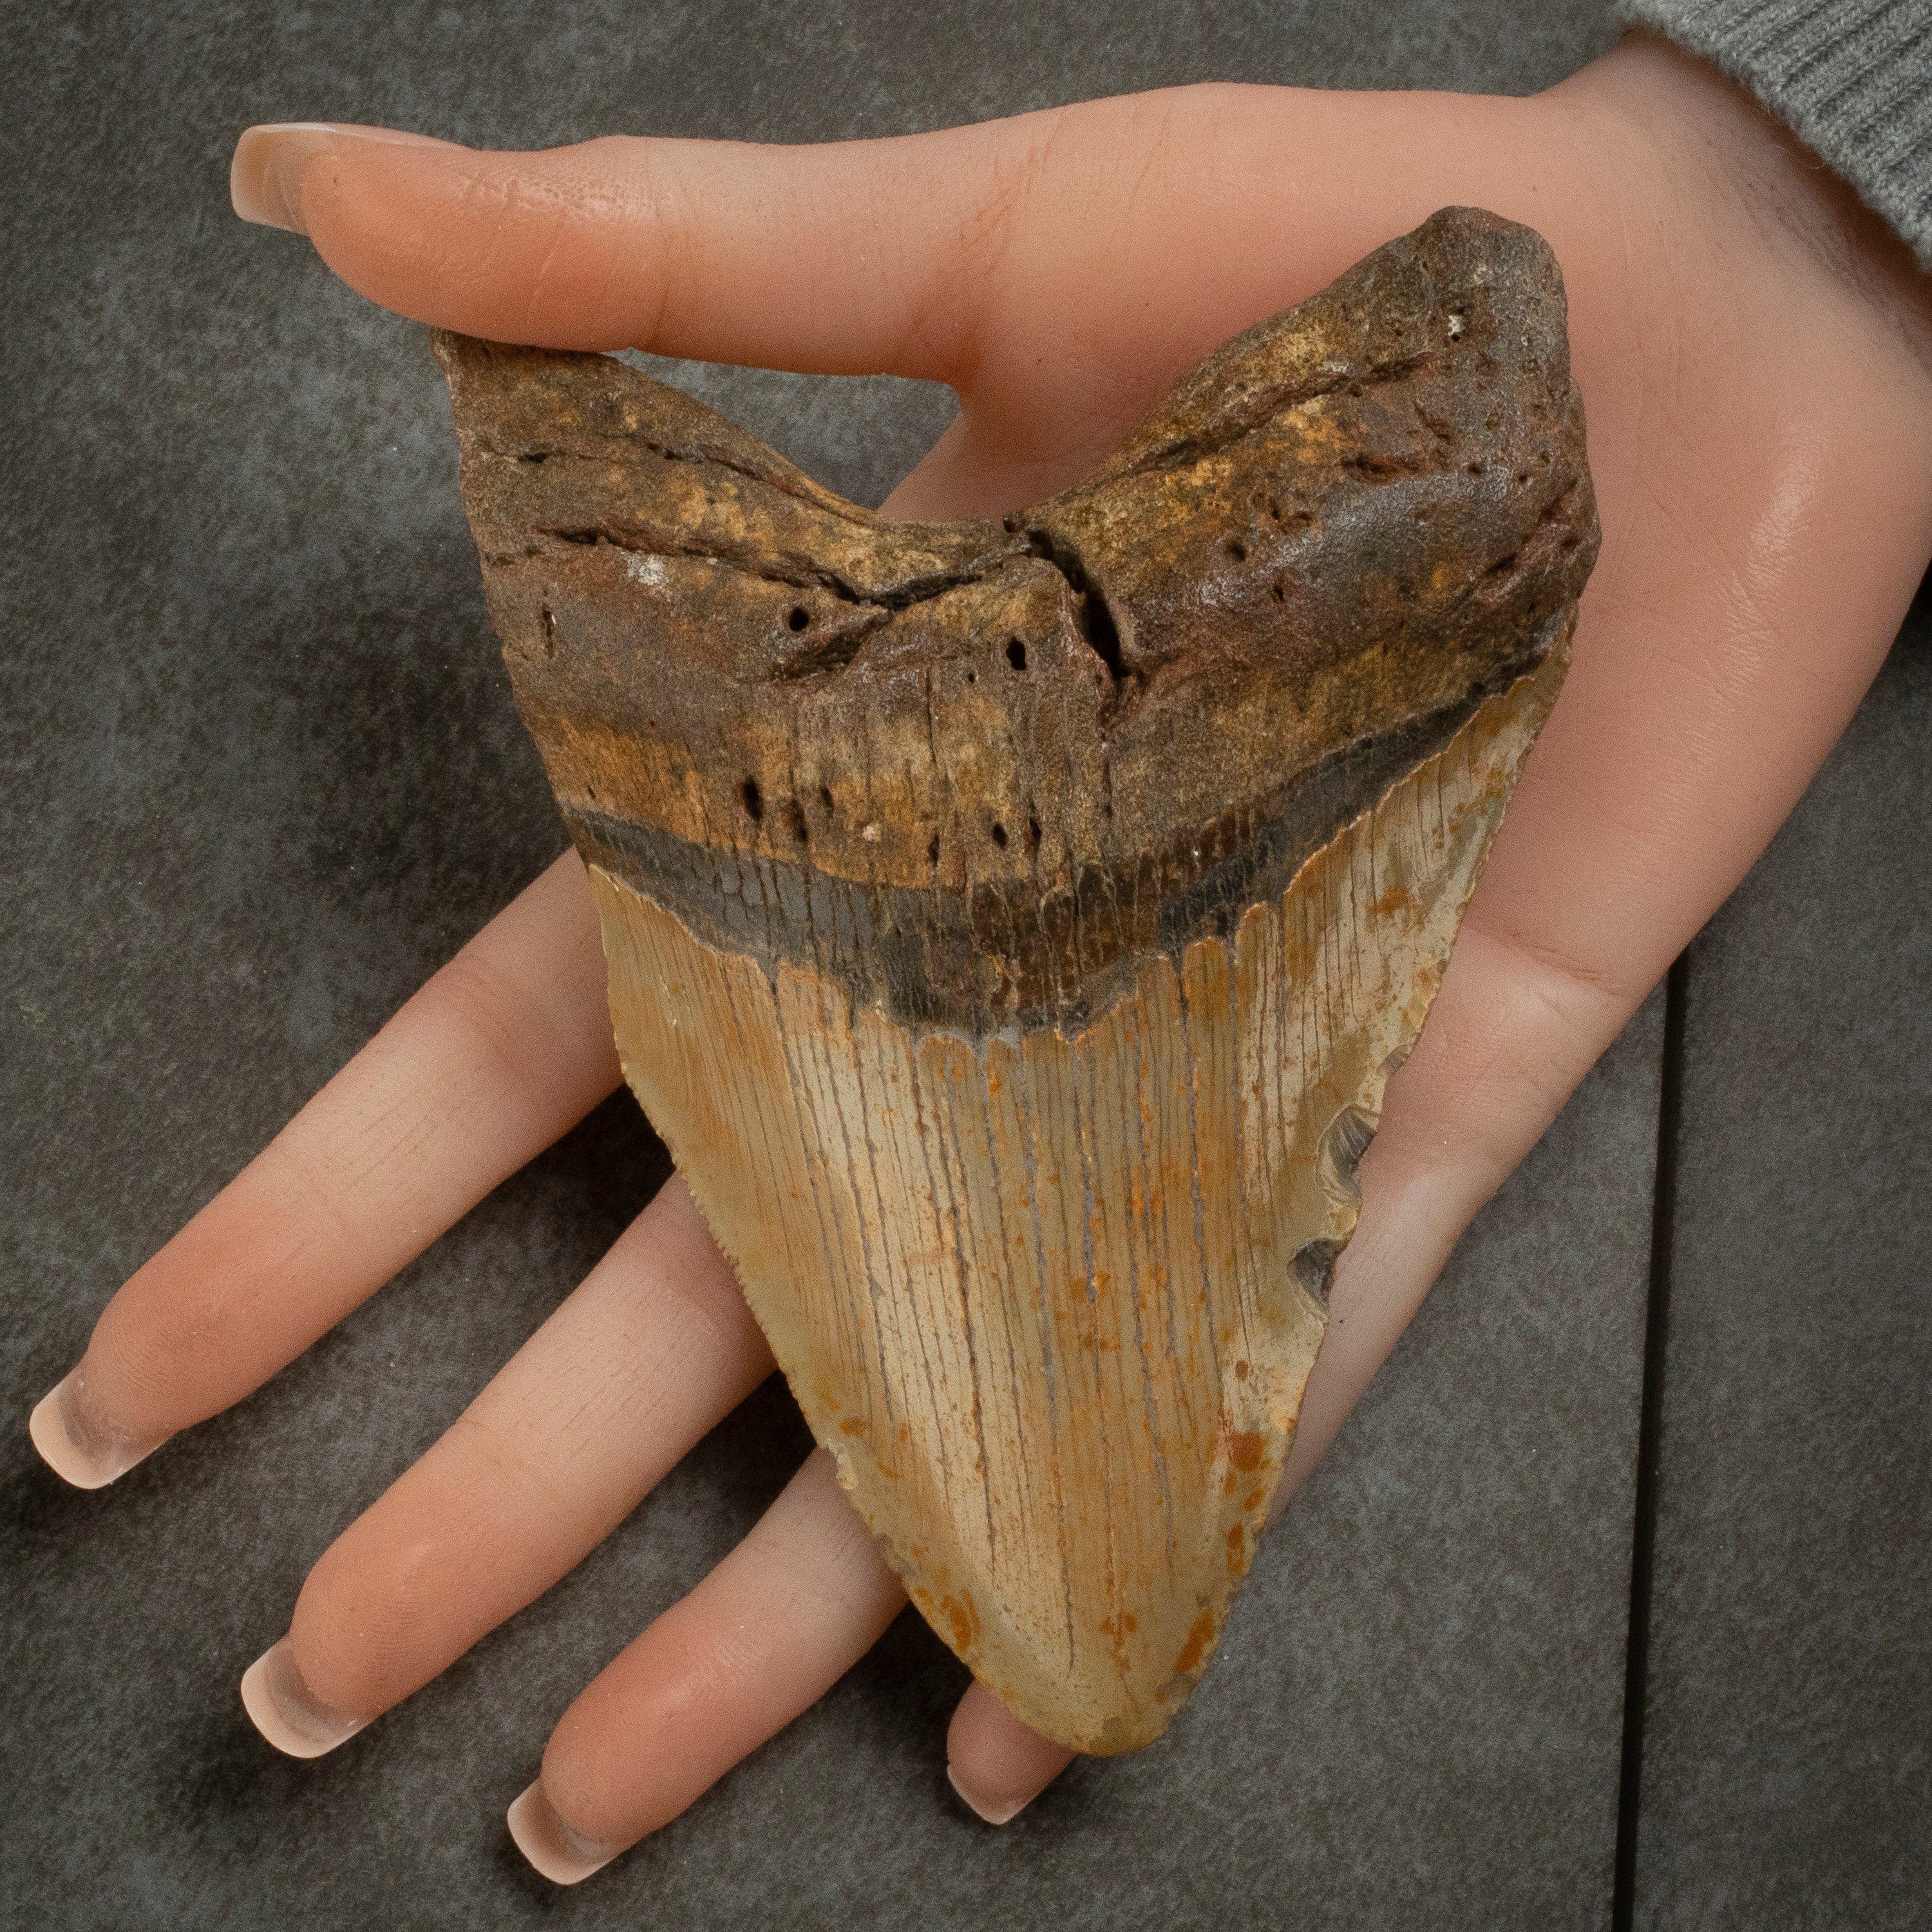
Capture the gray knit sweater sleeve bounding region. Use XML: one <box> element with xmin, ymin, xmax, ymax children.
<box><xmin>1619</xmin><ymin>0</ymin><xmax>1932</xmax><ymax>272</ymax></box>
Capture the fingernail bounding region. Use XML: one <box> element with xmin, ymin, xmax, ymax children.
<box><xmin>230</xmin><ymin>122</ymin><xmax>455</xmax><ymax>234</ymax></box>
<box><xmin>507</xmin><ymin>1780</ymin><xmax>621</xmax><ymax>1886</ymax></box>
<box><xmin>240</xmin><ymin>1638</ymin><xmax>365</xmax><ymax>1758</ymax></box>
<box><xmin>28</xmin><ymin>1369</ymin><xmax>161</xmax><ymax>1489</ymax></box>
<box><xmin>947</xmin><ymin>1763</ymin><xmax>1035</xmax><ymax>1827</ymax></box>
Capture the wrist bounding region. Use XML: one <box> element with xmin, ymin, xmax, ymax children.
<box><xmin>1549</xmin><ymin>30</ymin><xmax>1932</xmax><ymax>401</ymax></box>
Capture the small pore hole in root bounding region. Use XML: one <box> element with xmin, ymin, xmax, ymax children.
<box><xmin>1270</xmin><ymin>582</ymin><xmax>1286</xmax><ymax>603</ymax></box>
<box><xmin>1226</xmin><ymin>538</ymin><xmax>1247</xmax><ymax>562</ymax></box>
<box><xmin>990</xmin><ymin>822</ymin><xmax>1009</xmax><ymax>849</ymax></box>
<box><xmin>741</xmin><ymin>777</ymin><xmax>764</xmax><ymax>822</ymax></box>
<box><xmin>1027</xmin><ymin>815</ymin><xmax>1042</xmax><ymax>849</ymax></box>
<box><xmin>1006</xmin><ymin>637</ymin><xmax>1028</xmax><ymax>672</ymax></box>
<box><xmin>927</xmin><ymin>833</ymin><xmax>941</xmax><ymax>866</ymax></box>
<box><xmin>787</xmin><ymin>800</ymin><xmax>810</xmax><ymax>844</ymax></box>
<box><xmin>819</xmin><ymin>784</ymin><xmax>835</xmax><ymax>813</ymax></box>
<box><xmin>786</xmin><ymin>605</ymin><xmax>811</xmax><ymax>632</ymax></box>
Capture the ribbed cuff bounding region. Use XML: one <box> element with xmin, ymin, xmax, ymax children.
<box><xmin>1620</xmin><ymin>0</ymin><xmax>1932</xmax><ymax>273</ymax></box>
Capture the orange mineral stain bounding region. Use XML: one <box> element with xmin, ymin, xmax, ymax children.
<box><xmin>1172</xmin><ymin>1611</ymin><xmax>1218</xmax><ymax>1679</ymax></box>
<box><xmin>938</xmin><ymin>1591</ymin><xmax>981</xmax><ymax>1656</ymax></box>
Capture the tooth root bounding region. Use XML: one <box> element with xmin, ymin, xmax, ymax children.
<box><xmin>433</xmin><ymin>205</ymin><xmax>1599</xmax><ymax>1752</ymax></box>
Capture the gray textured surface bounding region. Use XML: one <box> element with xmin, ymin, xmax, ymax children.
<box><xmin>1634</xmin><ymin>613</ymin><xmax>1932</xmax><ymax>1931</ymax></box>
<box><xmin>0</xmin><ymin>0</ymin><xmax>1911</xmax><ymax>1926</ymax></box>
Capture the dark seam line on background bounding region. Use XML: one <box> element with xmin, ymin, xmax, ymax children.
<box><xmin>1612</xmin><ymin>949</ymin><xmax>1689</xmax><ymax>1930</ymax></box>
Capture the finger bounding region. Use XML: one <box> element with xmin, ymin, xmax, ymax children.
<box><xmin>30</xmin><ymin>850</ymin><xmax>620</xmax><ymax>1488</ymax></box>
<box><xmin>225</xmin><ymin>88</ymin><xmax>1509</xmax><ymax>397</ymax></box>
<box><xmin>945</xmin><ymin>1681</ymin><xmax>1075</xmax><ymax>1826</ymax></box>
<box><xmin>507</xmin><ymin>1448</ymin><xmax>904</xmax><ymax>1883</ymax></box>
<box><xmin>229</xmin><ymin>113</ymin><xmax>1037</xmax><ymax>378</ymax></box>
<box><xmin>238</xmin><ymin>1176</ymin><xmax>770</xmax><ymax>1755</ymax></box>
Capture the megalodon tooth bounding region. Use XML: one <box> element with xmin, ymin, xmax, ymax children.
<box><xmin>432</xmin><ymin>204</ymin><xmax>1599</xmax><ymax>1755</ymax></box>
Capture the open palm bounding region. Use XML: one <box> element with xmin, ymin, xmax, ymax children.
<box><xmin>33</xmin><ymin>31</ymin><xmax>1932</xmax><ymax>1877</ymax></box>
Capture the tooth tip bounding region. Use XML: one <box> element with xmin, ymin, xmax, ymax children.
<box><xmin>507</xmin><ymin>1781</ymin><xmax>618</xmax><ymax>1885</ymax></box>
<box><xmin>240</xmin><ymin>1640</ymin><xmax>365</xmax><ymax>1758</ymax></box>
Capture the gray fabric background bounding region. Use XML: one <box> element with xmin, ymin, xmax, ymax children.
<box><xmin>0</xmin><ymin>3</ymin><xmax>1924</xmax><ymax>1928</ymax></box>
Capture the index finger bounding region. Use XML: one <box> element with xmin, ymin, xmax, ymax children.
<box><xmin>229</xmin><ymin>115</ymin><xmax>1035</xmax><ymax>379</ymax></box>
<box><xmin>30</xmin><ymin>851</ymin><xmax>621</xmax><ymax>1486</ymax></box>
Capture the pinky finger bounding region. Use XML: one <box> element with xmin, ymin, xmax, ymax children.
<box><xmin>508</xmin><ymin>1450</ymin><xmax>905</xmax><ymax>1884</ymax></box>
<box><xmin>945</xmin><ymin>1681</ymin><xmax>1075</xmax><ymax>1825</ymax></box>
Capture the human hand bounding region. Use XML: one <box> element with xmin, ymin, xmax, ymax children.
<box><xmin>33</xmin><ymin>28</ymin><xmax>1932</xmax><ymax>1875</ymax></box>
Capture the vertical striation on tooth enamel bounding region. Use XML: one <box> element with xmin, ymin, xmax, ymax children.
<box><xmin>433</xmin><ymin>205</ymin><xmax>1599</xmax><ymax>1756</ymax></box>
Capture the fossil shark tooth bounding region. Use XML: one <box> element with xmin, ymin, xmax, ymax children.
<box><xmin>433</xmin><ymin>205</ymin><xmax>1598</xmax><ymax>1755</ymax></box>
